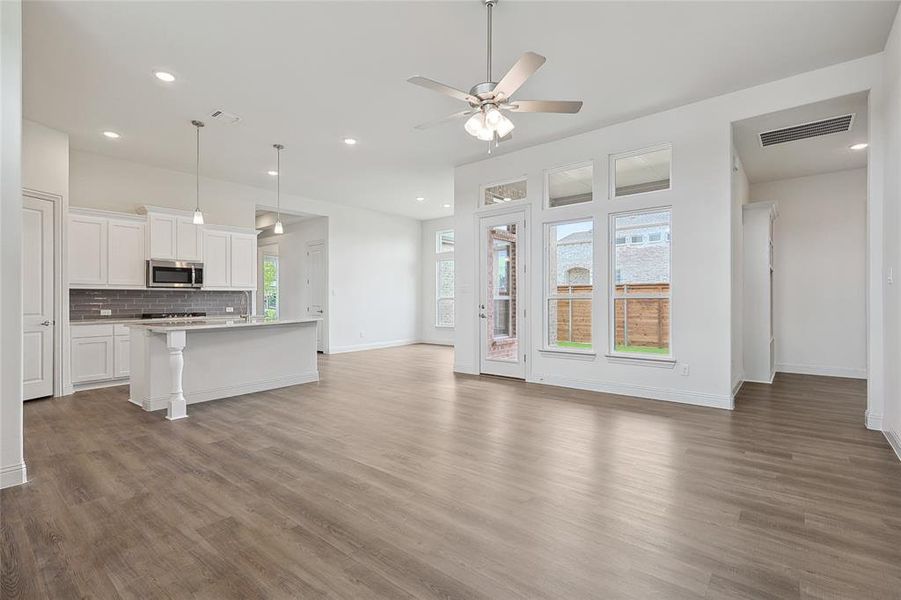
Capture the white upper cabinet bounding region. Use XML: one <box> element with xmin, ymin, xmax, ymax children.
<box><xmin>230</xmin><ymin>233</ymin><xmax>257</xmax><ymax>289</ymax></box>
<box><xmin>145</xmin><ymin>209</ymin><xmax>203</xmax><ymax>261</ymax></box>
<box><xmin>68</xmin><ymin>214</ymin><xmax>108</xmax><ymax>286</ymax></box>
<box><xmin>202</xmin><ymin>228</ymin><xmax>257</xmax><ymax>290</ymax></box>
<box><xmin>147</xmin><ymin>213</ymin><xmax>177</xmax><ymax>260</ymax></box>
<box><xmin>176</xmin><ymin>218</ymin><xmax>203</xmax><ymax>262</ymax></box>
<box><xmin>202</xmin><ymin>229</ymin><xmax>231</xmax><ymax>288</ymax></box>
<box><xmin>107</xmin><ymin>219</ymin><xmax>146</xmax><ymax>286</ymax></box>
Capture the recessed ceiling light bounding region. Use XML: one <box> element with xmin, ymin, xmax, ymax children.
<box><xmin>416</xmin><ymin>197</ymin><xmax>425</xmax><ymax>202</ymax></box>
<box><xmin>267</xmin><ymin>170</ymin><xmax>278</xmax><ymax>176</ymax></box>
<box><xmin>103</xmin><ymin>131</ymin><xmax>120</xmax><ymax>139</ymax></box>
<box><xmin>153</xmin><ymin>71</ymin><xmax>176</xmax><ymax>83</ymax></box>
<box><xmin>343</xmin><ymin>138</ymin><xmax>357</xmax><ymax>145</ymax></box>
<box><xmin>849</xmin><ymin>143</ymin><xmax>868</xmax><ymax>151</ymax></box>
<box><xmin>442</xmin><ymin>204</ymin><xmax>451</xmax><ymax>208</ymax></box>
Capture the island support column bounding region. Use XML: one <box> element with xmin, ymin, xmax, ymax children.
<box><xmin>166</xmin><ymin>330</ymin><xmax>188</xmax><ymax>421</ymax></box>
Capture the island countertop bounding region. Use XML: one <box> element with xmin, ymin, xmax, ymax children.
<box><xmin>126</xmin><ymin>317</ymin><xmax>321</xmax><ymax>333</ymax></box>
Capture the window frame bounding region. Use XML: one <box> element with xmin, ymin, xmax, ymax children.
<box><xmin>479</xmin><ymin>177</ymin><xmax>529</xmax><ymax>211</ymax></box>
<box><xmin>607</xmin><ymin>206</ymin><xmax>674</xmax><ymax>362</ymax></box>
<box><xmin>608</xmin><ymin>143</ymin><xmax>673</xmax><ymax>200</ymax></box>
<box><xmin>542</xmin><ymin>217</ymin><xmax>596</xmax><ymax>355</ymax></box>
<box><xmin>544</xmin><ymin>160</ymin><xmax>594</xmax><ymax>210</ymax></box>
<box><xmin>435</xmin><ymin>229</ymin><xmax>455</xmax><ymax>329</ymax></box>
<box><xmin>435</xmin><ymin>229</ymin><xmax>455</xmax><ymax>254</ymax></box>
<box><xmin>262</xmin><ymin>254</ymin><xmax>280</xmax><ymax>320</ymax></box>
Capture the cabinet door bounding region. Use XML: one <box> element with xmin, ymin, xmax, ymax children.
<box><xmin>114</xmin><ymin>335</ymin><xmax>130</xmax><ymax>378</ymax></box>
<box><xmin>108</xmin><ymin>220</ymin><xmax>146</xmax><ymax>286</ymax></box>
<box><xmin>230</xmin><ymin>233</ymin><xmax>257</xmax><ymax>289</ymax></box>
<box><xmin>68</xmin><ymin>215</ymin><xmax>108</xmax><ymax>286</ymax></box>
<box><xmin>148</xmin><ymin>214</ymin><xmax>177</xmax><ymax>259</ymax></box>
<box><xmin>176</xmin><ymin>218</ymin><xmax>203</xmax><ymax>261</ymax></box>
<box><xmin>71</xmin><ymin>336</ymin><xmax>114</xmax><ymax>383</ymax></box>
<box><xmin>202</xmin><ymin>230</ymin><xmax>231</xmax><ymax>287</ymax></box>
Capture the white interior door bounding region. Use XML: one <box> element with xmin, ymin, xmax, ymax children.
<box><xmin>23</xmin><ymin>196</ymin><xmax>54</xmax><ymax>399</ymax></box>
<box><xmin>479</xmin><ymin>211</ymin><xmax>527</xmax><ymax>378</ymax></box>
<box><xmin>306</xmin><ymin>240</ymin><xmax>326</xmax><ymax>352</ymax></box>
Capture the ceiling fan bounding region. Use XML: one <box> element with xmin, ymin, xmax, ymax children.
<box><xmin>408</xmin><ymin>0</ymin><xmax>582</xmax><ymax>144</ymax></box>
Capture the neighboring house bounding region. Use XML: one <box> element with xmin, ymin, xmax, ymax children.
<box><xmin>553</xmin><ymin>224</ymin><xmax>671</xmax><ymax>286</ymax></box>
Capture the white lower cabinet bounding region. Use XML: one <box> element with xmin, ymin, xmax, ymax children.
<box><xmin>71</xmin><ymin>324</ymin><xmax>131</xmax><ymax>386</ymax></box>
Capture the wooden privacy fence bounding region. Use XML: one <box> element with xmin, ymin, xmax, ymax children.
<box><xmin>553</xmin><ymin>283</ymin><xmax>670</xmax><ymax>348</ymax></box>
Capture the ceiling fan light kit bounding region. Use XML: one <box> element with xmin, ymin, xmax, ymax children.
<box><xmin>408</xmin><ymin>0</ymin><xmax>582</xmax><ymax>145</ymax></box>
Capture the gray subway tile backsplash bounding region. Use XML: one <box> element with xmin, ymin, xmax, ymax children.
<box><xmin>69</xmin><ymin>289</ymin><xmax>250</xmax><ymax>321</ymax></box>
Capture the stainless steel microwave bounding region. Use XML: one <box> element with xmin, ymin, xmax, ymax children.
<box><xmin>146</xmin><ymin>259</ymin><xmax>204</xmax><ymax>289</ymax></box>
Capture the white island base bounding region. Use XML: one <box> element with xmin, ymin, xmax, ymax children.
<box><xmin>127</xmin><ymin>319</ymin><xmax>320</xmax><ymax>420</ymax></box>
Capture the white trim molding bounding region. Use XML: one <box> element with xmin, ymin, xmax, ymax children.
<box><xmin>884</xmin><ymin>429</ymin><xmax>901</xmax><ymax>463</ymax></box>
<box><xmin>731</xmin><ymin>378</ymin><xmax>744</xmax><ymax>399</ymax></box>
<box><xmin>328</xmin><ymin>338</ymin><xmax>419</xmax><ymax>354</ymax></box>
<box><xmin>529</xmin><ymin>373</ymin><xmax>734</xmax><ymax>410</ymax></box>
<box><xmin>776</xmin><ymin>363</ymin><xmax>867</xmax><ymax>379</ymax></box>
<box><xmin>865</xmin><ymin>409</ymin><xmax>883</xmax><ymax>431</ymax></box>
<box><xmin>0</xmin><ymin>463</ymin><xmax>27</xmax><ymax>489</ymax></box>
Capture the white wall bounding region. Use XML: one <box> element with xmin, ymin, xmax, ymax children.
<box><xmin>420</xmin><ymin>216</ymin><xmax>454</xmax><ymax>346</ymax></box>
<box><xmin>0</xmin><ymin>0</ymin><xmax>26</xmax><ymax>489</ymax></box>
<box><xmin>749</xmin><ymin>169</ymin><xmax>867</xmax><ymax>378</ymax></box>
<box><xmin>274</xmin><ymin>217</ymin><xmax>328</xmax><ymax>321</ymax></box>
<box><xmin>881</xmin><ymin>8</ymin><xmax>901</xmax><ymax>456</ymax></box>
<box><xmin>69</xmin><ymin>150</ymin><xmax>422</xmax><ymax>353</ymax></box>
<box><xmin>454</xmin><ymin>54</ymin><xmax>884</xmax><ymax>411</ymax></box>
<box><xmin>731</xmin><ymin>150</ymin><xmax>750</xmax><ymax>393</ymax></box>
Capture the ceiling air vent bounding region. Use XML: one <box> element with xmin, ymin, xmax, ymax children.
<box><xmin>759</xmin><ymin>113</ymin><xmax>854</xmax><ymax>147</ymax></box>
<box><xmin>208</xmin><ymin>109</ymin><xmax>242</xmax><ymax>124</ymax></box>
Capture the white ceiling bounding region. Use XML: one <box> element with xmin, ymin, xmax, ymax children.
<box><xmin>733</xmin><ymin>92</ymin><xmax>869</xmax><ymax>183</ymax></box>
<box><xmin>23</xmin><ymin>1</ymin><xmax>898</xmax><ymax>220</ymax></box>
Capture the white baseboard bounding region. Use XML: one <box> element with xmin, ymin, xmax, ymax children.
<box><xmin>865</xmin><ymin>409</ymin><xmax>883</xmax><ymax>431</ymax></box>
<box><xmin>529</xmin><ymin>374</ymin><xmax>734</xmax><ymax>410</ymax></box>
<box><xmin>327</xmin><ymin>338</ymin><xmax>419</xmax><ymax>354</ymax></box>
<box><xmin>72</xmin><ymin>378</ymin><xmax>128</xmax><ymax>393</ymax></box>
<box><xmin>419</xmin><ymin>339</ymin><xmax>454</xmax><ymax>347</ymax></box>
<box><xmin>776</xmin><ymin>363</ymin><xmax>866</xmax><ymax>379</ymax></box>
<box><xmin>140</xmin><ymin>370</ymin><xmax>319</xmax><ymax>411</ymax></box>
<box><xmin>731</xmin><ymin>377</ymin><xmax>744</xmax><ymax>399</ymax></box>
<box><xmin>453</xmin><ymin>362</ymin><xmax>478</xmax><ymax>375</ymax></box>
<box><xmin>884</xmin><ymin>429</ymin><xmax>901</xmax><ymax>462</ymax></box>
<box><xmin>0</xmin><ymin>463</ymin><xmax>27</xmax><ymax>489</ymax></box>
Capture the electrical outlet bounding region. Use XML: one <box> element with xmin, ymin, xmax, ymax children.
<box><xmin>100</xmin><ymin>309</ymin><xmax>111</xmax><ymax>316</ymax></box>
<box><xmin>680</xmin><ymin>364</ymin><xmax>690</xmax><ymax>376</ymax></box>
<box><xmin>225</xmin><ymin>307</ymin><xmax>234</xmax><ymax>313</ymax></box>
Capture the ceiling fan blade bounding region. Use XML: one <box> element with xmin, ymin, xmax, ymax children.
<box><xmin>414</xmin><ymin>109</ymin><xmax>476</xmax><ymax>130</ymax></box>
<box><xmin>493</xmin><ymin>52</ymin><xmax>546</xmax><ymax>101</ymax></box>
<box><xmin>407</xmin><ymin>76</ymin><xmax>478</xmax><ymax>104</ymax></box>
<box><xmin>504</xmin><ymin>100</ymin><xmax>583</xmax><ymax>114</ymax></box>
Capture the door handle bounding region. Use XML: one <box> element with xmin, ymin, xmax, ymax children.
<box><xmin>41</xmin><ymin>320</ymin><xmax>53</xmax><ymax>326</ymax></box>
<box><xmin>479</xmin><ymin>313</ymin><xmax>487</xmax><ymax>319</ymax></box>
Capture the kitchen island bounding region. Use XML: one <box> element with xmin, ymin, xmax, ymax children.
<box><xmin>127</xmin><ymin>318</ymin><xmax>320</xmax><ymax>420</ymax></box>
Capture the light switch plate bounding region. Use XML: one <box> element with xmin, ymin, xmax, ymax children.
<box><xmin>100</xmin><ymin>309</ymin><xmax>112</xmax><ymax>316</ymax></box>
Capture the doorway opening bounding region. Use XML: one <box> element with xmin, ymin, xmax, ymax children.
<box><xmin>731</xmin><ymin>92</ymin><xmax>869</xmax><ymax>396</ymax></box>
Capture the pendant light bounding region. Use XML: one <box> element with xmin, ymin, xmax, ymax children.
<box><xmin>273</xmin><ymin>144</ymin><xmax>284</xmax><ymax>234</ymax></box>
<box><xmin>191</xmin><ymin>120</ymin><xmax>205</xmax><ymax>225</ymax></box>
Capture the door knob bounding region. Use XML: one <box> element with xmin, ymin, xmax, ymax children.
<box><xmin>479</xmin><ymin>313</ymin><xmax>487</xmax><ymax>319</ymax></box>
<box><xmin>41</xmin><ymin>320</ymin><xmax>53</xmax><ymax>326</ymax></box>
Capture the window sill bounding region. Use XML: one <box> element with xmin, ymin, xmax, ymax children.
<box><xmin>434</xmin><ymin>325</ymin><xmax>455</xmax><ymax>329</ymax></box>
<box><xmin>604</xmin><ymin>353</ymin><xmax>676</xmax><ymax>368</ymax></box>
<box><xmin>539</xmin><ymin>348</ymin><xmax>597</xmax><ymax>360</ymax></box>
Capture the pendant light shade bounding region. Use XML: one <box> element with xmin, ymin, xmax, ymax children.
<box><xmin>273</xmin><ymin>144</ymin><xmax>284</xmax><ymax>234</ymax></box>
<box><xmin>191</xmin><ymin>120</ymin><xmax>205</xmax><ymax>225</ymax></box>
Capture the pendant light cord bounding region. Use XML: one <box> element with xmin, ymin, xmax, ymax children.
<box><xmin>191</xmin><ymin>120</ymin><xmax>204</xmax><ymax>213</ymax></box>
<box><xmin>274</xmin><ymin>144</ymin><xmax>283</xmax><ymax>220</ymax></box>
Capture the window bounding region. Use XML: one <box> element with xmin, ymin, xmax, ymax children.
<box><xmin>615</xmin><ymin>235</ymin><xmax>626</xmax><ymax>246</ymax></box>
<box><xmin>436</xmin><ymin>230</ymin><xmax>455</xmax><ymax>328</ymax></box>
<box><xmin>436</xmin><ymin>230</ymin><xmax>455</xmax><ymax>253</ymax></box>
<box><xmin>648</xmin><ymin>232</ymin><xmax>662</xmax><ymax>243</ymax></box>
<box><xmin>610</xmin><ymin>144</ymin><xmax>672</xmax><ymax>198</ymax></box>
<box><xmin>262</xmin><ymin>255</ymin><xmax>279</xmax><ymax>319</ymax></box>
<box><xmin>484</xmin><ymin>179</ymin><xmax>527</xmax><ymax>206</ymax></box>
<box><xmin>547</xmin><ymin>164</ymin><xmax>593</xmax><ymax>208</ymax></box>
<box><xmin>630</xmin><ymin>234</ymin><xmax>644</xmax><ymax>245</ymax></box>
<box><xmin>611</xmin><ymin>209</ymin><xmax>671</xmax><ymax>357</ymax></box>
<box><xmin>546</xmin><ymin>220</ymin><xmax>593</xmax><ymax>351</ymax></box>
<box><xmin>436</xmin><ymin>259</ymin><xmax>454</xmax><ymax>327</ymax></box>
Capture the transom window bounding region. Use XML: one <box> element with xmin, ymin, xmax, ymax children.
<box><xmin>610</xmin><ymin>144</ymin><xmax>672</xmax><ymax>198</ymax></box>
<box><xmin>547</xmin><ymin>164</ymin><xmax>593</xmax><ymax>208</ymax></box>
<box><xmin>484</xmin><ymin>180</ymin><xmax>527</xmax><ymax>206</ymax></box>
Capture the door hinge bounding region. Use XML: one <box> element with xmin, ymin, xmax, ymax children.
<box><xmin>523</xmin><ymin>354</ymin><xmax>527</xmax><ymax>363</ymax></box>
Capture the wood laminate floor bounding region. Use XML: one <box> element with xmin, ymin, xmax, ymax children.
<box><xmin>2</xmin><ymin>344</ymin><xmax>900</xmax><ymax>599</ymax></box>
